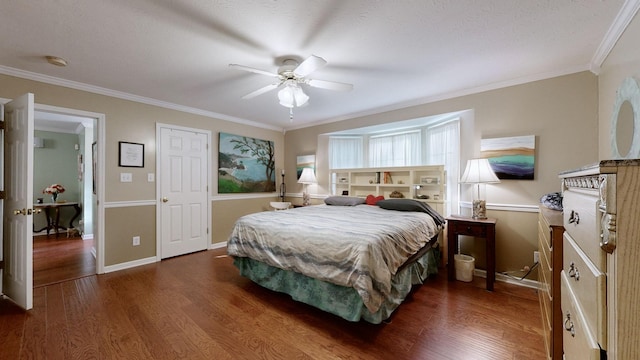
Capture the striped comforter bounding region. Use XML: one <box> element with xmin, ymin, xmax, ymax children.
<box><xmin>227</xmin><ymin>204</ymin><xmax>442</xmax><ymax>313</ymax></box>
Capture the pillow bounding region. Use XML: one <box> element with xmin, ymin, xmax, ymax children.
<box><xmin>366</xmin><ymin>194</ymin><xmax>385</xmax><ymax>205</ymax></box>
<box><xmin>377</xmin><ymin>199</ymin><xmax>445</xmax><ymax>226</ymax></box>
<box><xmin>540</xmin><ymin>192</ymin><xmax>563</xmax><ymax>211</ymax></box>
<box><xmin>324</xmin><ymin>196</ymin><xmax>366</xmax><ymax>206</ymax></box>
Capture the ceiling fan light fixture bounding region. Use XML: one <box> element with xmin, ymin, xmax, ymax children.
<box><xmin>278</xmin><ymin>85</ymin><xmax>295</xmax><ymax>108</ymax></box>
<box><xmin>231</xmin><ymin>54</ymin><xmax>351</xmax><ymax>112</ymax></box>
<box><xmin>278</xmin><ymin>83</ymin><xmax>309</xmax><ymax>108</ymax></box>
<box><xmin>292</xmin><ymin>86</ymin><xmax>309</xmax><ymax>107</ymax></box>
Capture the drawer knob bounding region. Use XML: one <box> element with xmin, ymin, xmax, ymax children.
<box><xmin>567</xmin><ymin>262</ymin><xmax>580</xmax><ymax>281</ymax></box>
<box><xmin>564</xmin><ymin>313</ymin><xmax>576</xmax><ymax>337</ymax></box>
<box><xmin>568</xmin><ymin>210</ymin><xmax>580</xmax><ymax>225</ymax></box>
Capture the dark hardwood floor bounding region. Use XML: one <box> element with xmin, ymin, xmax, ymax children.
<box><xmin>33</xmin><ymin>234</ymin><xmax>95</xmax><ymax>287</ymax></box>
<box><xmin>1</xmin><ymin>247</ymin><xmax>545</xmax><ymax>359</ymax></box>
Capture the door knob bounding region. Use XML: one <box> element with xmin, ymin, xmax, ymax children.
<box><xmin>13</xmin><ymin>208</ymin><xmax>25</xmax><ymax>215</ymax></box>
<box><xmin>162</xmin><ymin>197</ymin><xmax>169</xmax><ymax>203</ymax></box>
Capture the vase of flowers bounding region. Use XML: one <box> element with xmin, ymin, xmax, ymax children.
<box><xmin>43</xmin><ymin>183</ymin><xmax>65</xmax><ymax>203</ymax></box>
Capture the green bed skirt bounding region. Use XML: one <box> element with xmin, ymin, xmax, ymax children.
<box><xmin>233</xmin><ymin>245</ymin><xmax>440</xmax><ymax>324</ymax></box>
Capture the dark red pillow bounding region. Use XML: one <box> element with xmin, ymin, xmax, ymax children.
<box><xmin>366</xmin><ymin>194</ymin><xmax>384</xmax><ymax>205</ymax></box>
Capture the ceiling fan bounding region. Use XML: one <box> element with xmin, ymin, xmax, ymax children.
<box><xmin>229</xmin><ymin>55</ymin><xmax>353</xmax><ymax>109</ymax></box>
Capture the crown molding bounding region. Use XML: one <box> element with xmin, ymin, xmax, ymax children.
<box><xmin>590</xmin><ymin>0</ymin><xmax>640</xmax><ymax>74</ymax></box>
<box><xmin>0</xmin><ymin>65</ymin><xmax>283</xmax><ymax>132</ymax></box>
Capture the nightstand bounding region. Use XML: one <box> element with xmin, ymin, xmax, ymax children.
<box><xmin>446</xmin><ymin>215</ymin><xmax>497</xmax><ymax>291</ymax></box>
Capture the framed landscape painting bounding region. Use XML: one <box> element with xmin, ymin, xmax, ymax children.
<box><xmin>218</xmin><ymin>132</ymin><xmax>275</xmax><ymax>193</ymax></box>
<box><xmin>296</xmin><ymin>155</ymin><xmax>316</xmax><ymax>180</ymax></box>
<box><xmin>480</xmin><ymin>135</ymin><xmax>535</xmax><ymax>180</ymax></box>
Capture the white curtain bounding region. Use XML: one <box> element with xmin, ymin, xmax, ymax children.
<box><xmin>328</xmin><ymin>136</ymin><xmax>363</xmax><ymax>169</ymax></box>
<box><xmin>369</xmin><ymin>131</ymin><xmax>421</xmax><ymax>167</ymax></box>
<box><xmin>426</xmin><ymin>119</ymin><xmax>460</xmax><ymax>216</ymax></box>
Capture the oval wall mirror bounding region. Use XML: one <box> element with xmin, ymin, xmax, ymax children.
<box><xmin>611</xmin><ymin>77</ymin><xmax>640</xmax><ymax>159</ymax></box>
<box><xmin>615</xmin><ymin>100</ymin><xmax>634</xmax><ymax>157</ymax></box>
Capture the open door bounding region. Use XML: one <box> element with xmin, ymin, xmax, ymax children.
<box><xmin>1</xmin><ymin>93</ymin><xmax>35</xmax><ymax>310</ymax></box>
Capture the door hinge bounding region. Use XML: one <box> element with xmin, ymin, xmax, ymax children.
<box><xmin>0</xmin><ymin>260</ymin><xmax>4</xmax><ymax>271</ymax></box>
<box><xmin>0</xmin><ymin>120</ymin><xmax>4</xmax><ymax>130</ymax></box>
<box><xmin>0</xmin><ymin>190</ymin><xmax>5</xmax><ymax>200</ymax></box>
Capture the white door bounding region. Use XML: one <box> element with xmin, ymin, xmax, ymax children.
<box><xmin>159</xmin><ymin>126</ymin><xmax>209</xmax><ymax>259</ymax></box>
<box><xmin>1</xmin><ymin>93</ymin><xmax>35</xmax><ymax>310</ymax></box>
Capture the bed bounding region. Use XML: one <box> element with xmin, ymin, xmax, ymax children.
<box><xmin>226</xmin><ymin>198</ymin><xmax>445</xmax><ymax>324</ymax></box>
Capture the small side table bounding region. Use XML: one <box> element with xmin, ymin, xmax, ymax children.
<box><xmin>446</xmin><ymin>215</ymin><xmax>497</xmax><ymax>291</ymax></box>
<box><xmin>33</xmin><ymin>202</ymin><xmax>82</xmax><ymax>237</ymax></box>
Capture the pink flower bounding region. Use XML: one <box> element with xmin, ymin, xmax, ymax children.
<box><xmin>43</xmin><ymin>184</ymin><xmax>65</xmax><ymax>195</ymax></box>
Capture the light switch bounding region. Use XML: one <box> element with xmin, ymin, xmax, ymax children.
<box><xmin>148</xmin><ymin>173</ymin><xmax>155</xmax><ymax>182</ymax></box>
<box><xmin>120</xmin><ymin>172</ymin><xmax>133</xmax><ymax>182</ymax></box>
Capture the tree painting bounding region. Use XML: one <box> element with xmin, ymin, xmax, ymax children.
<box><xmin>218</xmin><ymin>132</ymin><xmax>275</xmax><ymax>193</ymax></box>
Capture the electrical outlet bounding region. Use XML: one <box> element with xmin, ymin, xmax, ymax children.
<box><xmin>534</xmin><ymin>250</ymin><xmax>540</xmax><ymax>264</ymax></box>
<box><xmin>120</xmin><ymin>172</ymin><xmax>133</xmax><ymax>182</ymax></box>
<box><xmin>132</xmin><ymin>236</ymin><xmax>140</xmax><ymax>246</ymax></box>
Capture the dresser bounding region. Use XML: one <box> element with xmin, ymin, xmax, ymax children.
<box><xmin>559</xmin><ymin>160</ymin><xmax>640</xmax><ymax>360</ymax></box>
<box><xmin>538</xmin><ymin>206</ymin><xmax>563</xmax><ymax>359</ymax></box>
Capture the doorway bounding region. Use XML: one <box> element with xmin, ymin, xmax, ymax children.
<box><xmin>33</xmin><ymin>111</ymin><xmax>97</xmax><ymax>287</ymax></box>
<box><xmin>2</xmin><ymin>96</ymin><xmax>105</xmax><ymax>309</ymax></box>
<box><xmin>32</xmin><ymin>106</ymin><xmax>102</xmax><ymax>286</ymax></box>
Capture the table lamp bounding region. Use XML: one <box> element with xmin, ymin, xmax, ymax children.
<box><xmin>298</xmin><ymin>168</ymin><xmax>317</xmax><ymax>206</ymax></box>
<box><xmin>460</xmin><ymin>158</ymin><xmax>500</xmax><ymax>219</ymax></box>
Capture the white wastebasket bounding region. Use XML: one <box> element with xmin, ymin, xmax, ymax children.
<box><xmin>454</xmin><ymin>254</ymin><xmax>475</xmax><ymax>282</ymax></box>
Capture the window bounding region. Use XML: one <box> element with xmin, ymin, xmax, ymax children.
<box><xmin>328</xmin><ymin>136</ymin><xmax>363</xmax><ymax>169</ymax></box>
<box><xmin>368</xmin><ymin>130</ymin><xmax>421</xmax><ymax>167</ymax></box>
<box><xmin>327</xmin><ymin>116</ymin><xmax>461</xmax><ymax>215</ymax></box>
<box><xmin>426</xmin><ymin>119</ymin><xmax>460</xmax><ymax>215</ymax></box>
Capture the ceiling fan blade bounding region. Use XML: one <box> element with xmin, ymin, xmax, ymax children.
<box><xmin>242</xmin><ymin>83</ymin><xmax>280</xmax><ymax>99</ymax></box>
<box><xmin>229</xmin><ymin>64</ymin><xmax>280</xmax><ymax>78</ymax></box>
<box><xmin>293</xmin><ymin>55</ymin><xmax>327</xmax><ymax>77</ymax></box>
<box><xmin>307</xmin><ymin>79</ymin><xmax>353</xmax><ymax>92</ymax></box>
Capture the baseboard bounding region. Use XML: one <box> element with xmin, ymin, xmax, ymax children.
<box><xmin>209</xmin><ymin>241</ymin><xmax>227</xmax><ymax>250</ymax></box>
<box><xmin>103</xmin><ymin>256</ymin><xmax>157</xmax><ymax>273</ymax></box>
<box><xmin>473</xmin><ymin>268</ymin><xmax>541</xmax><ymax>290</ymax></box>
<box><xmin>103</xmin><ymin>244</ymin><xmax>225</xmax><ymax>274</ymax></box>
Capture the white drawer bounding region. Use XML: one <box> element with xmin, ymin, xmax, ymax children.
<box><xmin>562</xmin><ymin>190</ymin><xmax>606</xmax><ymax>271</ymax></box>
<box><xmin>538</xmin><ymin>215</ymin><xmax>551</xmax><ymax>251</ymax></box>
<box><xmin>539</xmin><ymin>236</ymin><xmax>552</xmax><ymax>295</ymax></box>
<box><xmin>561</xmin><ymin>271</ymin><xmax>603</xmax><ymax>359</ymax></box>
<box><xmin>563</xmin><ymin>232</ymin><xmax>606</xmax><ymax>346</ymax></box>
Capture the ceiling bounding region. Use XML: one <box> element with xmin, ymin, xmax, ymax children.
<box><xmin>0</xmin><ymin>1</ymin><xmax>630</xmax><ymax>131</ymax></box>
<box><xmin>33</xmin><ymin>111</ymin><xmax>93</xmax><ymax>134</ymax></box>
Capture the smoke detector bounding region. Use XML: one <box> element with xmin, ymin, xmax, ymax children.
<box><xmin>45</xmin><ymin>55</ymin><xmax>67</xmax><ymax>67</ymax></box>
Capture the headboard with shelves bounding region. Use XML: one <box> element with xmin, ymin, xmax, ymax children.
<box><xmin>329</xmin><ymin>165</ymin><xmax>446</xmax><ymax>214</ymax></box>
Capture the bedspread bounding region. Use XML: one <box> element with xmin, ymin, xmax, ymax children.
<box><xmin>227</xmin><ymin>204</ymin><xmax>441</xmax><ymax>313</ymax></box>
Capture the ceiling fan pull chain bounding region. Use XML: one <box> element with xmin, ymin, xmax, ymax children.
<box><xmin>289</xmin><ymin>107</ymin><xmax>294</xmax><ymax>122</ymax></box>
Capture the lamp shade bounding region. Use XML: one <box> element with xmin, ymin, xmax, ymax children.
<box><xmin>278</xmin><ymin>86</ymin><xmax>294</xmax><ymax>108</ymax></box>
<box><xmin>278</xmin><ymin>81</ymin><xmax>309</xmax><ymax>108</ymax></box>
<box><xmin>297</xmin><ymin>167</ymin><xmax>317</xmax><ymax>184</ymax></box>
<box><xmin>460</xmin><ymin>158</ymin><xmax>500</xmax><ymax>184</ymax></box>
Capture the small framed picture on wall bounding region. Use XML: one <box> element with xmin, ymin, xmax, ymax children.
<box><xmin>118</xmin><ymin>141</ymin><xmax>144</xmax><ymax>167</ymax></box>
